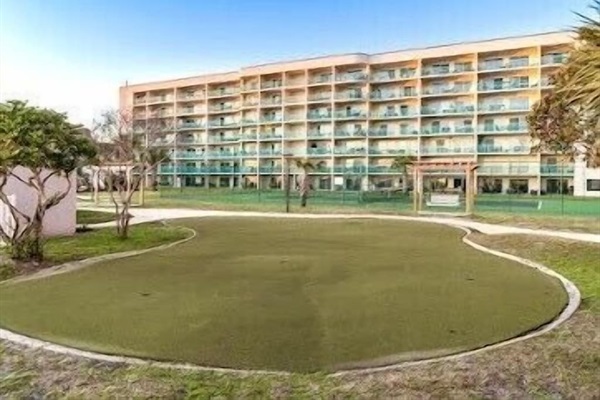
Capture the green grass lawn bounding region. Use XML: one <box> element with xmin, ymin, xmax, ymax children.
<box><xmin>0</xmin><ymin>218</ymin><xmax>567</xmax><ymax>373</ymax></box>
<box><xmin>76</xmin><ymin>210</ymin><xmax>115</xmax><ymax>225</ymax></box>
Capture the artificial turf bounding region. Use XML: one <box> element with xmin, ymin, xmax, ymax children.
<box><xmin>0</xmin><ymin>218</ymin><xmax>568</xmax><ymax>372</ymax></box>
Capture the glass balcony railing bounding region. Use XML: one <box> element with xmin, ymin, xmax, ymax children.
<box><xmin>258</xmin><ymin>132</ymin><xmax>283</xmax><ymax>140</ymax></box>
<box><xmin>478</xmin><ymin>81</ymin><xmax>532</xmax><ymax>91</ymax></box>
<box><xmin>178</xmin><ymin>108</ymin><xmax>200</xmax><ymax>115</ymax></box>
<box><xmin>207</xmin><ymin>135</ymin><xmax>241</xmax><ymax>143</ymax></box>
<box><xmin>541</xmin><ymin>54</ymin><xmax>568</xmax><ymax>65</ymax></box>
<box><xmin>260</xmin><ymin>98</ymin><xmax>283</xmax><ymax>106</ymax></box>
<box><xmin>258</xmin><ymin>149</ymin><xmax>283</xmax><ymax>156</ymax></box>
<box><xmin>368</xmin><ymin>148</ymin><xmax>416</xmax><ymax>156</ymax></box>
<box><xmin>335</xmin><ymin>92</ymin><xmax>366</xmax><ymax>101</ymax></box>
<box><xmin>333</xmin><ymin>129</ymin><xmax>367</xmax><ymax>138</ymax></box>
<box><xmin>259</xmin><ymin>166</ymin><xmax>283</xmax><ymax>174</ymax></box>
<box><xmin>208</xmin><ymin>104</ymin><xmax>236</xmax><ymax>113</ymax></box>
<box><xmin>422</xmin><ymin>85</ymin><xmax>472</xmax><ymax>95</ymax></box>
<box><xmin>335</xmin><ymin>72</ymin><xmax>368</xmax><ymax>82</ymax></box>
<box><xmin>479</xmin><ymin>123</ymin><xmax>528</xmax><ymax>133</ymax></box>
<box><xmin>242</xmin><ymin>100</ymin><xmax>259</xmax><ymax>107</ymax></box>
<box><xmin>261</xmin><ymin>81</ymin><xmax>283</xmax><ymax>90</ymax></box>
<box><xmin>477</xmin><ymin>144</ymin><xmax>530</xmax><ymax>154</ymax></box>
<box><xmin>540</xmin><ymin>164</ymin><xmax>575</xmax><ymax>175</ymax></box>
<box><xmin>241</xmin><ymin>84</ymin><xmax>258</xmax><ymax>92</ymax></box>
<box><xmin>239</xmin><ymin>150</ymin><xmax>258</xmax><ymax>156</ymax></box>
<box><xmin>241</xmin><ymin>134</ymin><xmax>258</xmax><ymax>141</ymax></box>
<box><xmin>478</xmin><ymin>103</ymin><xmax>530</xmax><ymax>113</ymax></box>
<box><xmin>477</xmin><ymin>163</ymin><xmax>537</xmax><ymax>176</ymax></box>
<box><xmin>208</xmin><ymin>121</ymin><xmax>239</xmax><ymax>128</ymax></box>
<box><xmin>422</xmin><ymin>65</ymin><xmax>474</xmax><ymax>76</ymax></box>
<box><xmin>307</xmin><ymin>131</ymin><xmax>331</xmax><ymax>139</ymax></box>
<box><xmin>177</xmin><ymin>93</ymin><xmax>204</xmax><ymax>101</ymax></box>
<box><xmin>208</xmin><ymin>88</ymin><xmax>240</xmax><ymax>97</ymax></box>
<box><xmin>240</xmin><ymin>119</ymin><xmax>258</xmax><ymax>126</ymax></box>
<box><xmin>478</xmin><ymin>58</ymin><xmax>531</xmax><ymax>71</ymax></box>
<box><xmin>333</xmin><ymin>166</ymin><xmax>367</xmax><ymax>174</ymax></box>
<box><xmin>368</xmin><ymin>165</ymin><xmax>402</xmax><ymax>173</ymax></box>
<box><xmin>370</xmin><ymin>109</ymin><xmax>418</xmax><ymax>119</ymax></box>
<box><xmin>308</xmin><ymin>75</ymin><xmax>332</xmax><ymax>85</ymax></box>
<box><xmin>284</xmin><ymin>115</ymin><xmax>304</xmax><ymax>122</ymax></box>
<box><xmin>334</xmin><ymin>147</ymin><xmax>367</xmax><ymax>155</ymax></box>
<box><xmin>306</xmin><ymin>147</ymin><xmax>332</xmax><ymax>155</ymax></box>
<box><xmin>370</xmin><ymin>90</ymin><xmax>418</xmax><ymax>100</ymax></box>
<box><xmin>134</xmin><ymin>97</ymin><xmax>147</xmax><ymax>105</ymax></box>
<box><xmin>177</xmin><ymin>122</ymin><xmax>205</xmax><ymax>130</ymax></box>
<box><xmin>171</xmin><ymin>152</ymin><xmax>204</xmax><ymax>160</ymax></box>
<box><xmin>420</xmin><ymin>105</ymin><xmax>475</xmax><ymax>115</ymax></box>
<box><xmin>420</xmin><ymin>146</ymin><xmax>474</xmax><ymax>155</ymax></box>
<box><xmin>307</xmin><ymin>112</ymin><xmax>332</xmax><ymax>120</ymax></box>
<box><xmin>259</xmin><ymin>116</ymin><xmax>283</xmax><ymax>123</ymax></box>
<box><xmin>420</xmin><ymin>126</ymin><xmax>475</xmax><ymax>135</ymax></box>
<box><xmin>148</xmin><ymin>96</ymin><xmax>173</xmax><ymax>104</ymax></box>
<box><xmin>178</xmin><ymin>137</ymin><xmax>203</xmax><ymax>145</ymax></box>
<box><xmin>308</xmin><ymin>94</ymin><xmax>332</xmax><ymax>102</ymax></box>
<box><xmin>334</xmin><ymin>111</ymin><xmax>367</xmax><ymax>119</ymax></box>
<box><xmin>370</xmin><ymin>69</ymin><xmax>417</xmax><ymax>82</ymax></box>
<box><xmin>206</xmin><ymin>151</ymin><xmax>239</xmax><ymax>158</ymax></box>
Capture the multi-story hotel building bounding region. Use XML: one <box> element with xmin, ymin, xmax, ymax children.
<box><xmin>120</xmin><ymin>31</ymin><xmax>577</xmax><ymax>195</ymax></box>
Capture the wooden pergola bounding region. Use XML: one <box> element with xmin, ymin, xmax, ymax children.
<box><xmin>412</xmin><ymin>161</ymin><xmax>478</xmax><ymax>214</ymax></box>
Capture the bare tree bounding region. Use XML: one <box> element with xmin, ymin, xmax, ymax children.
<box><xmin>93</xmin><ymin>109</ymin><xmax>167</xmax><ymax>238</ymax></box>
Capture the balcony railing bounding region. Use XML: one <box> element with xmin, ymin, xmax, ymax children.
<box><xmin>335</xmin><ymin>72</ymin><xmax>368</xmax><ymax>82</ymax></box>
<box><xmin>240</xmin><ymin>150</ymin><xmax>258</xmax><ymax>156</ymax></box>
<box><xmin>370</xmin><ymin>69</ymin><xmax>417</xmax><ymax>82</ymax></box>
<box><xmin>477</xmin><ymin>163</ymin><xmax>537</xmax><ymax>176</ymax></box>
<box><xmin>478</xmin><ymin>81</ymin><xmax>532</xmax><ymax>91</ymax></box>
<box><xmin>333</xmin><ymin>129</ymin><xmax>367</xmax><ymax>138</ymax></box>
<box><xmin>206</xmin><ymin>151</ymin><xmax>239</xmax><ymax>158</ymax></box>
<box><xmin>261</xmin><ymin>81</ymin><xmax>283</xmax><ymax>90</ymax></box>
<box><xmin>307</xmin><ymin>131</ymin><xmax>331</xmax><ymax>139</ymax></box>
<box><xmin>368</xmin><ymin>128</ymin><xmax>419</xmax><ymax>137</ymax></box>
<box><xmin>370</xmin><ymin>109</ymin><xmax>418</xmax><ymax>119</ymax></box>
<box><xmin>207</xmin><ymin>135</ymin><xmax>241</xmax><ymax>143</ymax></box>
<box><xmin>541</xmin><ymin>54</ymin><xmax>568</xmax><ymax>65</ymax></box>
<box><xmin>370</xmin><ymin>91</ymin><xmax>417</xmax><ymax>100</ymax></box>
<box><xmin>422</xmin><ymin>65</ymin><xmax>474</xmax><ymax>76</ymax></box>
<box><xmin>478</xmin><ymin>103</ymin><xmax>530</xmax><ymax>113</ymax></box>
<box><xmin>479</xmin><ymin>123</ymin><xmax>528</xmax><ymax>133</ymax></box>
<box><xmin>334</xmin><ymin>147</ymin><xmax>367</xmax><ymax>155</ymax></box>
<box><xmin>172</xmin><ymin>152</ymin><xmax>205</xmax><ymax>160</ymax></box>
<box><xmin>334</xmin><ymin>111</ymin><xmax>367</xmax><ymax>119</ymax></box>
<box><xmin>421</xmin><ymin>105</ymin><xmax>475</xmax><ymax>115</ymax></box>
<box><xmin>333</xmin><ymin>166</ymin><xmax>367</xmax><ymax>174</ymax></box>
<box><xmin>258</xmin><ymin>149</ymin><xmax>283</xmax><ymax>156</ymax></box>
<box><xmin>368</xmin><ymin>165</ymin><xmax>402</xmax><ymax>173</ymax></box>
<box><xmin>420</xmin><ymin>126</ymin><xmax>475</xmax><ymax>135</ymax></box>
<box><xmin>258</xmin><ymin>166</ymin><xmax>283</xmax><ymax>173</ymax></box>
<box><xmin>208</xmin><ymin>88</ymin><xmax>240</xmax><ymax>97</ymax></box>
<box><xmin>260</xmin><ymin>98</ymin><xmax>282</xmax><ymax>106</ymax></box>
<box><xmin>259</xmin><ymin>116</ymin><xmax>283</xmax><ymax>123</ymax></box>
<box><xmin>306</xmin><ymin>147</ymin><xmax>332</xmax><ymax>155</ymax></box>
<box><xmin>148</xmin><ymin>96</ymin><xmax>173</xmax><ymax>104</ymax></box>
<box><xmin>421</xmin><ymin>146</ymin><xmax>474</xmax><ymax>155</ymax></box>
<box><xmin>240</xmin><ymin>119</ymin><xmax>258</xmax><ymax>126</ymax></box>
<box><xmin>134</xmin><ymin>97</ymin><xmax>147</xmax><ymax>105</ymax></box>
<box><xmin>177</xmin><ymin>93</ymin><xmax>204</xmax><ymax>101</ymax></box>
<box><xmin>178</xmin><ymin>137</ymin><xmax>203</xmax><ymax>145</ymax></box>
<box><xmin>258</xmin><ymin>132</ymin><xmax>283</xmax><ymax>140</ymax></box>
<box><xmin>477</xmin><ymin>144</ymin><xmax>530</xmax><ymax>154</ymax></box>
<box><xmin>308</xmin><ymin>75</ymin><xmax>333</xmax><ymax>85</ymax></box>
<box><xmin>208</xmin><ymin>104</ymin><xmax>237</xmax><ymax>113</ymax></box>
<box><xmin>208</xmin><ymin>120</ymin><xmax>239</xmax><ymax>128</ymax></box>
<box><xmin>422</xmin><ymin>85</ymin><xmax>472</xmax><ymax>95</ymax></box>
<box><xmin>308</xmin><ymin>94</ymin><xmax>332</xmax><ymax>102</ymax></box>
<box><xmin>478</xmin><ymin>59</ymin><xmax>531</xmax><ymax>71</ymax></box>
<box><xmin>178</xmin><ymin>122</ymin><xmax>205</xmax><ymax>130</ymax></box>
<box><xmin>307</xmin><ymin>112</ymin><xmax>332</xmax><ymax>120</ymax></box>
<box><xmin>369</xmin><ymin>148</ymin><xmax>416</xmax><ymax>156</ymax></box>
<box><xmin>241</xmin><ymin>84</ymin><xmax>258</xmax><ymax>92</ymax></box>
<box><xmin>540</xmin><ymin>164</ymin><xmax>575</xmax><ymax>175</ymax></box>
<box><xmin>335</xmin><ymin>93</ymin><xmax>366</xmax><ymax>101</ymax></box>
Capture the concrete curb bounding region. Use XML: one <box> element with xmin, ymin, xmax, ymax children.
<box><xmin>0</xmin><ymin>218</ymin><xmax>581</xmax><ymax>377</ymax></box>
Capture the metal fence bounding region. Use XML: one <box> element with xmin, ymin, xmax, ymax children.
<box><xmin>156</xmin><ymin>187</ymin><xmax>600</xmax><ymax>218</ymax></box>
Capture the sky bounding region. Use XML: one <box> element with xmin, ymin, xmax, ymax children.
<box><xmin>0</xmin><ymin>0</ymin><xmax>591</xmax><ymax>127</ymax></box>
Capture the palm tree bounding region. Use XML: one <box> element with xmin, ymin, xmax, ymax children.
<box><xmin>391</xmin><ymin>155</ymin><xmax>416</xmax><ymax>193</ymax></box>
<box><xmin>145</xmin><ymin>148</ymin><xmax>170</xmax><ymax>190</ymax></box>
<box><xmin>295</xmin><ymin>158</ymin><xmax>315</xmax><ymax>207</ymax></box>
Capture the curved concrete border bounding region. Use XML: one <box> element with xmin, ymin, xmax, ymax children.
<box><xmin>0</xmin><ymin>218</ymin><xmax>581</xmax><ymax>377</ymax></box>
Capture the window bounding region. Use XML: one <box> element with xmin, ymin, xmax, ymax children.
<box><xmin>454</xmin><ymin>62</ymin><xmax>473</xmax><ymax>72</ymax></box>
<box><xmin>386</xmin><ymin>105</ymin><xmax>395</xmax><ymax>116</ymax></box>
<box><xmin>404</xmin><ymin>86</ymin><xmax>415</xmax><ymax>96</ymax></box>
<box><xmin>483</xmin><ymin>57</ymin><xmax>503</xmax><ymax>70</ymax></box>
<box><xmin>484</xmin><ymin>119</ymin><xmax>494</xmax><ymax>131</ymax></box>
<box><xmin>587</xmin><ymin>179</ymin><xmax>600</xmax><ymax>191</ymax></box>
<box><xmin>400</xmin><ymin>105</ymin><xmax>409</xmax><ymax>115</ymax></box>
<box><xmin>464</xmin><ymin>120</ymin><xmax>473</xmax><ymax>127</ymax></box>
<box><xmin>510</xmin><ymin>97</ymin><xmax>529</xmax><ymax>110</ymax></box>
<box><xmin>387</xmin><ymin>70</ymin><xmax>396</xmax><ymax>79</ymax></box>
<box><xmin>509</xmin><ymin>179</ymin><xmax>529</xmax><ymax>194</ymax></box>
<box><xmin>511</xmin><ymin>76</ymin><xmax>529</xmax><ymax>88</ymax></box>
<box><xmin>493</xmin><ymin>78</ymin><xmax>504</xmax><ymax>90</ymax></box>
<box><xmin>509</xmin><ymin>56</ymin><xmax>529</xmax><ymax>68</ymax></box>
<box><xmin>431</xmin><ymin>121</ymin><xmax>441</xmax><ymax>133</ymax></box>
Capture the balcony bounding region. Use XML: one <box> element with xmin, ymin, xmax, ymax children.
<box><xmin>479</xmin><ymin>123</ymin><xmax>528</xmax><ymax>134</ymax></box>
<box><xmin>177</xmin><ymin>122</ymin><xmax>205</xmax><ymax>130</ymax></box>
<box><xmin>284</xmin><ymin>115</ymin><xmax>304</xmax><ymax>122</ymax></box>
<box><xmin>172</xmin><ymin>151</ymin><xmax>204</xmax><ymax>160</ymax></box>
<box><xmin>477</xmin><ymin>144</ymin><xmax>531</xmax><ymax>154</ymax></box>
<box><xmin>153</xmin><ymin>110</ymin><xmax>174</xmax><ymax>118</ymax></box>
<box><xmin>478</xmin><ymin>58</ymin><xmax>531</xmax><ymax>72</ymax></box>
<box><xmin>178</xmin><ymin>137</ymin><xmax>203</xmax><ymax>145</ymax></box>
<box><xmin>240</xmin><ymin>150</ymin><xmax>258</xmax><ymax>157</ymax></box>
<box><xmin>177</xmin><ymin>93</ymin><xmax>204</xmax><ymax>101</ymax></box>
<box><xmin>334</xmin><ymin>147</ymin><xmax>367</xmax><ymax>155</ymax></box>
<box><xmin>540</xmin><ymin>164</ymin><xmax>575</xmax><ymax>175</ymax></box>
<box><xmin>207</xmin><ymin>135</ymin><xmax>241</xmax><ymax>143</ymax></box>
<box><xmin>368</xmin><ymin>165</ymin><xmax>402</xmax><ymax>174</ymax></box>
<box><xmin>334</xmin><ymin>110</ymin><xmax>367</xmax><ymax>120</ymax></box>
<box><xmin>259</xmin><ymin>166</ymin><xmax>283</xmax><ymax>174</ymax></box>
<box><xmin>478</xmin><ymin>81</ymin><xmax>533</xmax><ymax>92</ymax></box>
<box><xmin>307</xmin><ymin>112</ymin><xmax>332</xmax><ymax>120</ymax></box>
<box><xmin>133</xmin><ymin>97</ymin><xmax>147</xmax><ymax>105</ymax></box>
<box><xmin>420</xmin><ymin>126</ymin><xmax>475</xmax><ymax>136</ymax></box>
<box><xmin>308</xmin><ymin>75</ymin><xmax>333</xmax><ymax>85</ymax></box>
<box><xmin>368</xmin><ymin>148</ymin><xmax>416</xmax><ymax>156</ymax></box>
<box><xmin>307</xmin><ymin>131</ymin><xmax>331</xmax><ymax>139</ymax></box>
<box><xmin>369</xmin><ymin>127</ymin><xmax>419</xmax><ymax>137</ymax></box>
<box><xmin>241</xmin><ymin>133</ymin><xmax>258</xmax><ymax>141</ymax></box>
<box><xmin>208</xmin><ymin>104</ymin><xmax>237</xmax><ymax>113</ymax></box>
<box><xmin>306</xmin><ymin>147</ymin><xmax>332</xmax><ymax>156</ymax></box>
<box><xmin>541</xmin><ymin>54</ymin><xmax>568</xmax><ymax>66</ymax></box>
<box><xmin>477</xmin><ymin>163</ymin><xmax>537</xmax><ymax>176</ymax></box>
<box><xmin>370</xmin><ymin>69</ymin><xmax>417</xmax><ymax>82</ymax></box>
<box><xmin>420</xmin><ymin>105</ymin><xmax>475</xmax><ymax>116</ymax></box>
<box><xmin>261</xmin><ymin>81</ymin><xmax>283</xmax><ymax>90</ymax></box>
<box><xmin>478</xmin><ymin>103</ymin><xmax>530</xmax><ymax>113</ymax></box>
<box><xmin>208</xmin><ymin>88</ymin><xmax>240</xmax><ymax>98</ymax></box>
<box><xmin>178</xmin><ymin>107</ymin><xmax>204</xmax><ymax>116</ymax></box>
<box><xmin>422</xmin><ymin>85</ymin><xmax>472</xmax><ymax>96</ymax></box>
<box><xmin>307</xmin><ymin>93</ymin><xmax>332</xmax><ymax>103</ymax></box>
<box><xmin>285</xmin><ymin>97</ymin><xmax>305</xmax><ymax>104</ymax></box>
<box><xmin>147</xmin><ymin>96</ymin><xmax>173</xmax><ymax>104</ymax></box>
<box><xmin>241</xmin><ymin>84</ymin><xmax>258</xmax><ymax>92</ymax></box>
<box><xmin>241</xmin><ymin>100</ymin><xmax>259</xmax><ymax>108</ymax></box>
<box><xmin>335</xmin><ymin>72</ymin><xmax>368</xmax><ymax>83</ymax></box>
<box><xmin>208</xmin><ymin>120</ymin><xmax>239</xmax><ymax>128</ymax></box>
<box><xmin>333</xmin><ymin>166</ymin><xmax>367</xmax><ymax>174</ymax></box>
<box><xmin>260</xmin><ymin>98</ymin><xmax>283</xmax><ymax>107</ymax></box>
<box><xmin>240</xmin><ymin>119</ymin><xmax>258</xmax><ymax>126</ymax></box>
<box><xmin>422</xmin><ymin>64</ymin><xmax>474</xmax><ymax>77</ymax></box>
<box><xmin>206</xmin><ymin>151</ymin><xmax>239</xmax><ymax>159</ymax></box>
<box><xmin>370</xmin><ymin>109</ymin><xmax>418</xmax><ymax>119</ymax></box>
<box><xmin>258</xmin><ymin>149</ymin><xmax>283</xmax><ymax>157</ymax></box>
<box><xmin>333</xmin><ymin>129</ymin><xmax>367</xmax><ymax>138</ymax></box>
<box><xmin>259</xmin><ymin>116</ymin><xmax>283</xmax><ymax>124</ymax></box>
<box><xmin>258</xmin><ymin>132</ymin><xmax>283</xmax><ymax>141</ymax></box>
<box><xmin>421</xmin><ymin>146</ymin><xmax>474</xmax><ymax>155</ymax></box>
<box><xmin>133</xmin><ymin>112</ymin><xmax>147</xmax><ymax>120</ymax></box>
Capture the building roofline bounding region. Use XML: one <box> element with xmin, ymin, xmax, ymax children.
<box><xmin>122</xmin><ymin>30</ymin><xmax>573</xmax><ymax>89</ymax></box>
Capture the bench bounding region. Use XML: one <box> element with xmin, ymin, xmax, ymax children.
<box><xmin>426</xmin><ymin>193</ymin><xmax>460</xmax><ymax>207</ymax></box>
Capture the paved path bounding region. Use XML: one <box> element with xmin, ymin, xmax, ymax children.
<box><xmin>82</xmin><ymin>207</ymin><xmax>600</xmax><ymax>244</ymax></box>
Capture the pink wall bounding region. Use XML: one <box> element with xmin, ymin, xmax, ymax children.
<box><xmin>2</xmin><ymin>166</ymin><xmax>76</xmax><ymax>237</ymax></box>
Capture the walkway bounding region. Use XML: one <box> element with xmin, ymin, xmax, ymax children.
<box><xmin>82</xmin><ymin>207</ymin><xmax>600</xmax><ymax>244</ymax></box>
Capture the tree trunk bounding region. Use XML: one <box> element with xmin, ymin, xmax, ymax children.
<box><xmin>300</xmin><ymin>171</ymin><xmax>309</xmax><ymax>207</ymax></box>
<box><xmin>116</xmin><ymin>204</ymin><xmax>131</xmax><ymax>239</ymax></box>
<box><xmin>402</xmin><ymin>172</ymin><xmax>408</xmax><ymax>194</ymax></box>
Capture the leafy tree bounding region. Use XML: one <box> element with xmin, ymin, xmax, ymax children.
<box><xmin>529</xmin><ymin>1</ymin><xmax>600</xmax><ymax>166</ymax></box>
<box><xmin>391</xmin><ymin>155</ymin><xmax>416</xmax><ymax>193</ymax></box>
<box><xmin>294</xmin><ymin>158</ymin><xmax>314</xmax><ymax>207</ymax></box>
<box><xmin>146</xmin><ymin>147</ymin><xmax>171</xmax><ymax>191</ymax></box>
<box><xmin>93</xmin><ymin>109</ymin><xmax>166</xmax><ymax>238</ymax></box>
<box><xmin>0</xmin><ymin>100</ymin><xmax>96</xmax><ymax>261</ymax></box>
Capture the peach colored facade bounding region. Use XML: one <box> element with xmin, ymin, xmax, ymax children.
<box><xmin>120</xmin><ymin>31</ymin><xmax>575</xmax><ymax>195</ymax></box>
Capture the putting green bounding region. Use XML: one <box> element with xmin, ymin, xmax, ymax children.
<box><xmin>0</xmin><ymin>218</ymin><xmax>567</xmax><ymax>372</ymax></box>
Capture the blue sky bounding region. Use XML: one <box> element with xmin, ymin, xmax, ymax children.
<box><xmin>0</xmin><ymin>0</ymin><xmax>590</xmax><ymax>126</ymax></box>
